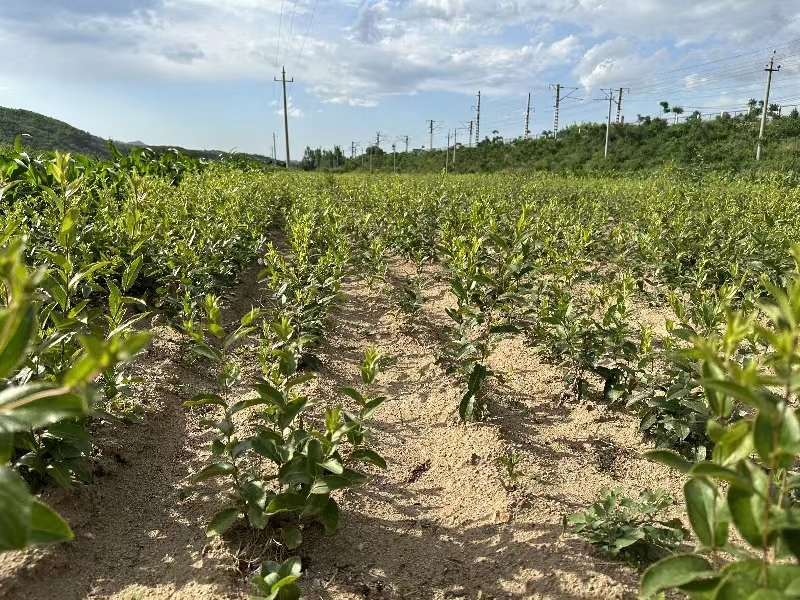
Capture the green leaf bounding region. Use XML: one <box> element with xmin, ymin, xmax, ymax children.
<box><xmin>192</xmin><ymin>462</ymin><xmax>235</xmax><ymax>483</ymax></box>
<box><xmin>251</xmin><ymin>433</ymin><xmax>282</xmax><ymax>465</ymax></box>
<box><xmin>68</xmin><ymin>261</ymin><xmax>109</xmax><ymax>292</ymax></box>
<box><xmin>310</xmin><ymin>476</ymin><xmax>354</xmax><ymax>494</ymax></box>
<box><xmin>122</xmin><ymin>255</ymin><xmax>144</xmax><ymax>292</ymax></box>
<box><xmin>46</xmin><ymin>462</ymin><xmax>74</xmax><ymax>488</ymax></box>
<box><xmin>184</xmin><ymin>393</ymin><xmax>227</xmax><ymax>408</ymax></box>
<box><xmin>746</xmin><ymin>591</ymin><xmax>785</xmax><ymax>600</ymax></box>
<box><xmin>264</xmin><ymin>493</ymin><xmax>305</xmax><ymax>515</ymax></box>
<box><xmin>240</xmin><ymin>308</ymin><xmax>261</xmax><ymax>327</ymax></box>
<box><xmin>361</xmin><ymin>397</ymin><xmax>386</xmax><ymax>421</ymax></box>
<box><xmin>639</xmin><ymin>553</ymin><xmax>713</xmax><ymax>599</ymax></box>
<box><xmin>278</xmin><ymin>556</ymin><xmax>302</xmax><ymax>579</ymax></box>
<box><xmin>0</xmin><ymin>467</ymin><xmax>33</xmax><ymax>551</ymax></box>
<box><xmin>459</xmin><ymin>391</ymin><xmax>476</xmax><ymax>422</ymax></box>
<box><xmin>190</xmin><ymin>343</ymin><xmax>223</xmax><ymax>364</ymax></box>
<box><xmin>317</xmin><ymin>497</ymin><xmax>339</xmax><ymax>535</ymax></box>
<box><xmin>340</xmin><ymin>387</ymin><xmax>365</xmax><ymax>404</ymax></box>
<box><xmin>753</xmin><ymin>411</ymin><xmax>774</xmax><ymax>467</ymax></box>
<box><xmin>318</xmin><ymin>459</ymin><xmax>344</xmax><ymax>475</ymax></box>
<box><xmin>644</xmin><ymin>449</ymin><xmax>693</xmax><ymax>474</ymax></box>
<box><xmin>689</xmin><ymin>462</ymin><xmax>752</xmax><ymax>490</ymax></box>
<box><xmin>206</xmin><ymin>507</ymin><xmax>240</xmax><ymax>537</ymax></box>
<box><xmin>281</xmin><ymin>526</ymin><xmax>302</xmax><ymax>550</ymax></box>
<box><xmin>703</xmin><ymin>380</ymin><xmax>774</xmax><ymax>412</ymax></box>
<box><xmin>0</xmin><ymin>433</ymin><xmax>12</xmax><ymax>464</ymax></box>
<box><xmin>349</xmin><ymin>448</ymin><xmax>387</xmax><ymax>469</ymax></box>
<box><xmin>0</xmin><ymin>303</ymin><xmax>35</xmax><ymax>380</ymax></box>
<box><xmin>684</xmin><ymin>478</ymin><xmax>717</xmax><ymax>547</ymax></box>
<box><xmin>301</xmin><ymin>493</ymin><xmax>330</xmax><ymax>517</ymax></box>
<box><xmin>253</xmin><ymin>379</ymin><xmax>285</xmax><ymax>405</ymax></box>
<box><xmin>28</xmin><ymin>499</ymin><xmax>74</xmax><ymax>545</ymax></box>
<box><xmin>0</xmin><ymin>383</ymin><xmax>88</xmax><ymax>434</ymax></box>
<box><xmin>240</xmin><ymin>480</ymin><xmax>268</xmax><ymax>510</ymax></box>
<box><xmin>58</xmin><ymin>207</ymin><xmax>81</xmax><ymax>249</ymax></box>
<box><xmin>286</xmin><ymin>374</ymin><xmax>314</xmax><ymax>389</ymax></box>
<box><xmin>728</xmin><ymin>485</ymin><xmax>766</xmax><ymax>548</ymax></box>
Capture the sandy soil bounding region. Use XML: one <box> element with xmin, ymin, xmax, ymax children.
<box><xmin>0</xmin><ymin>257</ymin><xmax>685</xmax><ymax>600</ymax></box>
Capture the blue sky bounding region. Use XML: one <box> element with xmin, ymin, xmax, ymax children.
<box><xmin>1</xmin><ymin>1</ymin><xmax>799</xmax><ymax>156</ymax></box>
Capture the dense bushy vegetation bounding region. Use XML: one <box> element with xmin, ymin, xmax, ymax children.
<box><xmin>310</xmin><ymin>109</ymin><xmax>800</xmax><ymax>174</ymax></box>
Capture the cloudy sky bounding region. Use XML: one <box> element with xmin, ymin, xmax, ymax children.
<box><xmin>1</xmin><ymin>1</ymin><xmax>800</xmax><ymax>156</ymax></box>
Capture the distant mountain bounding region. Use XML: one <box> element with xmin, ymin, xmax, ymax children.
<box><xmin>0</xmin><ymin>106</ymin><xmax>280</xmax><ymax>165</ymax></box>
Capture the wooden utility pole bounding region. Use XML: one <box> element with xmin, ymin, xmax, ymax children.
<box><xmin>757</xmin><ymin>51</ymin><xmax>780</xmax><ymax>161</ymax></box>
<box><xmin>274</xmin><ymin>66</ymin><xmax>293</xmax><ymax>168</ymax></box>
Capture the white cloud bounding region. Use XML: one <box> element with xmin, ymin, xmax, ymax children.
<box><xmin>0</xmin><ymin>0</ymin><xmax>798</xmax><ymax>111</ymax></box>
<box><xmin>573</xmin><ymin>38</ymin><xmax>666</xmax><ymax>89</ymax></box>
<box><xmin>271</xmin><ymin>97</ymin><xmax>303</xmax><ymax>118</ymax></box>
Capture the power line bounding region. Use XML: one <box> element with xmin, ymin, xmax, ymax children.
<box><xmin>293</xmin><ymin>0</ymin><xmax>320</xmax><ymax>72</ymax></box>
<box><xmin>282</xmin><ymin>0</ymin><xmax>300</xmax><ymax>67</ymax></box>
<box><xmin>274</xmin><ymin>0</ymin><xmax>285</xmax><ymax>77</ymax></box>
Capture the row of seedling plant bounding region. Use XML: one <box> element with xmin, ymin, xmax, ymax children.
<box><xmin>183</xmin><ymin>204</ymin><xmax>388</xmax><ymax>596</ymax></box>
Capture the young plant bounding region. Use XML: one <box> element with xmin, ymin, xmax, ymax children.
<box><xmin>565</xmin><ymin>487</ymin><xmax>688</xmax><ymax>566</ymax></box>
<box><xmin>496</xmin><ymin>449</ymin><xmax>524</xmax><ymax>490</ymax></box>
<box><xmin>640</xmin><ymin>246</ymin><xmax>800</xmax><ymax>599</ymax></box>
<box><xmin>0</xmin><ymin>238</ymin><xmax>150</xmax><ymax>552</ymax></box>
<box><xmin>250</xmin><ymin>556</ymin><xmax>302</xmax><ymax>600</ymax></box>
<box><xmin>627</xmin><ymin>285</ymin><xmax>748</xmax><ymax>460</ymax></box>
<box><xmin>183</xmin><ymin>295</ymin><xmax>263</xmax><ymax>537</ymax></box>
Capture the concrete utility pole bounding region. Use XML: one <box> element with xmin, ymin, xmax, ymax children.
<box><xmin>616</xmin><ymin>88</ymin><xmax>630</xmax><ymax>123</ymax></box>
<box><xmin>525</xmin><ymin>93</ymin><xmax>533</xmax><ymax>138</ymax></box>
<box><xmin>549</xmin><ymin>84</ymin><xmax>577</xmax><ymax>140</ymax></box>
<box><xmin>473</xmin><ymin>91</ymin><xmax>481</xmax><ymax>145</ymax></box>
<box><xmin>604</xmin><ymin>89</ymin><xmax>615</xmax><ymax>158</ymax></box>
<box><xmin>392</xmin><ymin>142</ymin><xmax>397</xmax><ymax>173</ymax></box>
<box><xmin>468</xmin><ymin>121</ymin><xmax>473</xmax><ymax>147</ymax></box>
<box><xmin>375</xmin><ymin>132</ymin><xmax>382</xmax><ymax>149</ymax></box>
<box><xmin>426</xmin><ymin>120</ymin><xmax>441</xmax><ymax>152</ymax></box>
<box><xmin>272</xmin><ymin>132</ymin><xmax>277</xmax><ymax>164</ymax></box>
<box><xmin>274</xmin><ymin>66</ymin><xmax>294</xmax><ymax>168</ymax></box>
<box><xmin>445</xmin><ymin>130</ymin><xmax>451</xmax><ymax>172</ymax></box>
<box><xmin>453</xmin><ymin>128</ymin><xmax>457</xmax><ymax>165</ymax></box>
<box><xmin>550</xmin><ymin>84</ymin><xmax>561</xmax><ymax>139</ymax></box>
<box><xmin>400</xmin><ymin>135</ymin><xmax>410</xmax><ymax>153</ymax></box>
<box><xmin>351</xmin><ymin>141</ymin><xmax>356</xmax><ymax>159</ymax></box>
<box><xmin>757</xmin><ymin>51</ymin><xmax>780</xmax><ymax>161</ymax></box>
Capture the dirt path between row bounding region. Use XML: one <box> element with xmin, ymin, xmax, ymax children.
<box><xmin>0</xmin><ymin>258</ymin><xmax>683</xmax><ymax>600</ymax></box>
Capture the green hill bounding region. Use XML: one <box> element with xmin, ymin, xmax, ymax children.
<box><xmin>0</xmin><ymin>106</ymin><xmax>279</xmax><ymax>164</ymax></box>
<box><xmin>0</xmin><ymin>106</ymin><xmax>112</xmax><ymax>156</ymax></box>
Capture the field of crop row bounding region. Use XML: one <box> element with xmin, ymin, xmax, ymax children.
<box><xmin>3</xmin><ymin>146</ymin><xmax>800</xmax><ymax>599</ymax></box>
